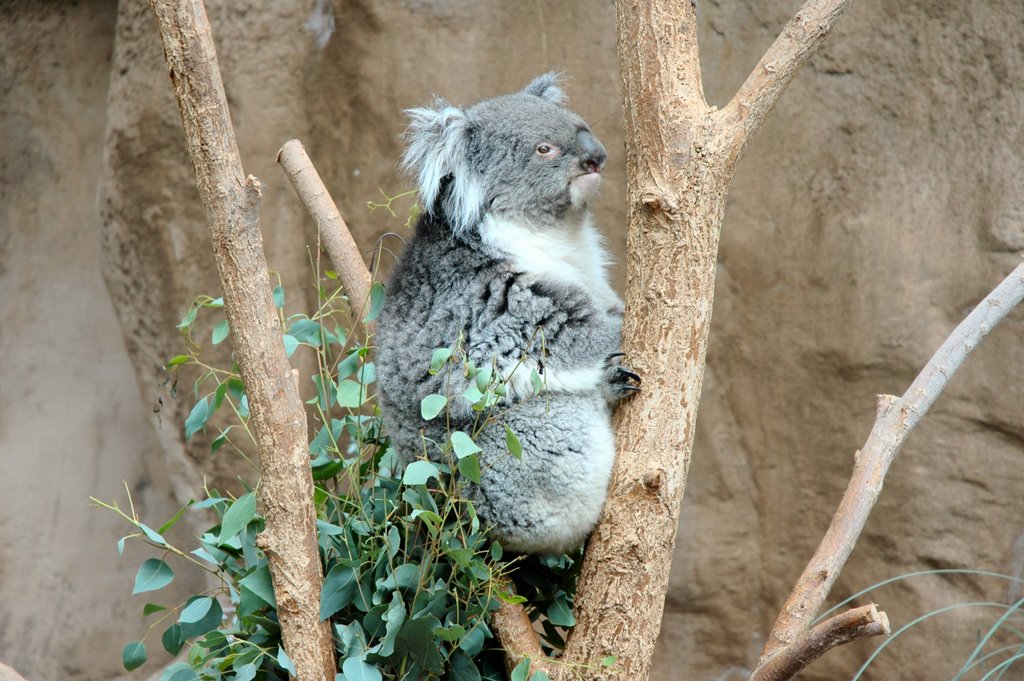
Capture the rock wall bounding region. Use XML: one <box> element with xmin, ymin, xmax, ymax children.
<box><xmin>1</xmin><ymin>1</ymin><xmax>1021</xmax><ymax>679</ymax></box>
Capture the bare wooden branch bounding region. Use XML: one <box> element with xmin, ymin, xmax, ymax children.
<box><xmin>752</xmin><ymin>604</ymin><xmax>890</xmax><ymax>681</ymax></box>
<box><xmin>758</xmin><ymin>262</ymin><xmax>1024</xmax><ymax>666</ymax></box>
<box><xmin>277</xmin><ymin>139</ymin><xmax>373</xmax><ymax>314</ymax></box>
<box><xmin>147</xmin><ymin>2</ymin><xmax>335</xmax><ymax>679</ymax></box>
<box><xmin>720</xmin><ymin>0</ymin><xmax>856</xmax><ymax>164</ymax></box>
<box><xmin>491</xmin><ymin>590</ymin><xmax>558</xmax><ymax>679</ymax></box>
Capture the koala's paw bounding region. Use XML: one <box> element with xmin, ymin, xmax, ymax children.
<box><xmin>603</xmin><ymin>352</ymin><xmax>641</xmax><ymax>404</ymax></box>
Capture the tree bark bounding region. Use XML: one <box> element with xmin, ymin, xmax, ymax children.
<box><xmin>147</xmin><ymin>2</ymin><xmax>335</xmax><ymax>679</ymax></box>
<box><xmin>754</xmin><ymin>261</ymin><xmax>1024</xmax><ymax>674</ymax></box>
<box><xmin>560</xmin><ymin>1</ymin><xmax>855</xmax><ymax>678</ymax></box>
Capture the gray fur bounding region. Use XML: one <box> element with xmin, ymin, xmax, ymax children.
<box><xmin>377</xmin><ymin>74</ymin><xmax>636</xmax><ymax>554</ymax></box>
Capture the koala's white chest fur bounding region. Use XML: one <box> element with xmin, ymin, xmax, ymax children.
<box><xmin>478</xmin><ymin>214</ymin><xmax>621</xmax><ymax>312</ymax></box>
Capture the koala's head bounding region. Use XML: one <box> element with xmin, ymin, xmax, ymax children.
<box><xmin>402</xmin><ymin>73</ymin><xmax>607</xmax><ymax>237</ymax></box>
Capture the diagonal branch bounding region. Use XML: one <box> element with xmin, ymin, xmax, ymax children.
<box><xmin>720</xmin><ymin>0</ymin><xmax>856</xmax><ymax>163</ymax></box>
<box><xmin>277</xmin><ymin>140</ymin><xmax>373</xmax><ymax>315</ymax></box>
<box><xmin>756</xmin><ymin>261</ymin><xmax>1024</xmax><ymax>670</ymax></box>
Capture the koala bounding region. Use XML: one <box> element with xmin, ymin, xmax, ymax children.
<box><xmin>375</xmin><ymin>74</ymin><xmax>639</xmax><ymax>555</ymax></box>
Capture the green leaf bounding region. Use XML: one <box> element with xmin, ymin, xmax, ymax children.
<box><xmin>458</xmin><ymin>625</ymin><xmax>486</xmax><ymax>657</ymax></box>
<box><xmin>178</xmin><ymin>596</ymin><xmax>222</xmax><ymax>639</ymax></box>
<box><xmin>208</xmin><ymin>297</ymin><xmax>224</xmax><ymax>308</ymax></box>
<box><xmin>159</xmin><ymin>662</ymin><xmax>195</xmax><ymax>681</ymax></box>
<box><xmin>179</xmin><ymin>596</ymin><xmax>213</xmax><ymax>624</ymax></box>
<box><xmin>116</xmin><ymin>536</ymin><xmax>126</xmax><ymax>556</ymax></box>
<box><xmin>143</xmin><ymin>603</ymin><xmax>167</xmax><ymax>616</ymax></box>
<box><xmin>122</xmin><ymin>641</ymin><xmax>146</xmax><ymax>671</ymax></box>
<box><xmin>239</xmin><ymin>565</ymin><xmax>276</xmax><ymax>608</ymax></box>
<box><xmin>601</xmin><ymin>655</ymin><xmax>618</xmax><ymax>667</ymax></box>
<box><xmin>420</xmin><ymin>394</ymin><xmax>447</xmax><ymax>420</ymax></box>
<box><xmin>218</xmin><ymin>492</ymin><xmax>256</xmax><ymax>544</ymax></box>
<box><xmin>363</xmin><ymin>282</ymin><xmax>385</xmax><ymax>323</ymax></box>
<box><xmin>401</xmin><ymin>460</ymin><xmax>440</xmax><ymax>486</ymax></box>
<box><xmin>462</xmin><ymin>383</ymin><xmax>484</xmax><ymax>405</ymax></box>
<box><xmin>505</xmin><ymin>425</ymin><xmax>522</xmax><ymax>459</ymax></box>
<box><xmin>529</xmin><ymin>672</ymin><xmax>551</xmax><ymax>681</ymax></box>
<box><xmin>376</xmin><ymin>591</ymin><xmax>407</xmax><ymax>657</ymax></box>
<box><xmin>448</xmin><ymin>650</ymin><xmax>482</xmax><ymax>681</ymax></box>
<box><xmin>450</xmin><ymin>431</ymin><xmax>482</xmax><ymax>458</ymax></box>
<box><xmin>546</xmin><ymin>592</ymin><xmax>575</xmax><ymax>627</ymax></box>
<box><xmin>277</xmin><ymin>647</ymin><xmax>297</xmax><ymax>676</ymax></box>
<box><xmin>165</xmin><ymin>354</ymin><xmax>191</xmax><ymax>369</ymax></box>
<box><xmin>342</xmin><ymin>658</ymin><xmax>382</xmax><ymax>681</ymax></box>
<box><xmin>158</xmin><ymin>501</ymin><xmax>192</xmax><ymax>535</ymax></box>
<box><xmin>211</xmin><ymin>319</ymin><xmax>229</xmax><ymax>345</ymax></box>
<box><xmin>530</xmin><ymin>368</ymin><xmax>543</xmax><ymax>394</ymax></box>
<box><xmin>475</xmin><ymin>367</ymin><xmax>493</xmax><ymax>392</ymax></box>
<box><xmin>396</xmin><ymin>616</ymin><xmax>443</xmax><ymax>672</ymax></box>
<box><xmin>138</xmin><ymin>522</ymin><xmax>167</xmax><ymax>547</ymax></box>
<box><xmin>510</xmin><ymin>659</ymin><xmax>531</xmax><ymax>681</ymax></box>
<box><xmin>457</xmin><ymin>454</ymin><xmax>481</xmax><ymax>484</ymax></box>
<box><xmin>161</xmin><ymin>623</ymin><xmax>184</xmax><ymax>655</ymax></box>
<box><xmin>282</xmin><ymin>334</ymin><xmax>299</xmax><ymax>358</ymax></box>
<box><xmin>184</xmin><ymin>397</ymin><xmax>210</xmax><ymax>440</ymax></box>
<box><xmin>432</xmin><ymin>623</ymin><xmax>465</xmax><ymax>642</ymax></box>
<box><xmin>337</xmin><ymin>379</ymin><xmax>367</xmax><ymax>408</ymax></box>
<box><xmin>288</xmin><ymin>318</ymin><xmax>323</xmax><ymax>345</ymax></box>
<box><xmin>320</xmin><ymin>564</ymin><xmax>357</xmax><ymax>620</ymax></box>
<box><xmin>133</xmin><ymin>559</ymin><xmax>174</xmax><ymax>595</ymax></box>
<box><xmin>234</xmin><ymin>663</ymin><xmax>258</xmax><ymax>681</ymax></box>
<box><xmin>210</xmin><ymin>429</ymin><xmax>230</xmax><ymax>453</ymax></box>
<box><xmin>272</xmin><ymin>285</ymin><xmax>285</xmax><ymax>309</ymax></box>
<box><xmin>429</xmin><ymin>347</ymin><xmax>453</xmax><ymax>374</ymax></box>
<box><xmin>177</xmin><ymin>306</ymin><xmax>198</xmax><ymax>330</ymax></box>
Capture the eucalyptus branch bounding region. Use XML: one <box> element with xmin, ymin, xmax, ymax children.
<box><xmin>277</xmin><ymin>139</ymin><xmax>373</xmax><ymax>316</ymax></box>
<box><xmin>756</xmin><ymin>261</ymin><xmax>1024</xmax><ymax>672</ymax></box>
<box><xmin>752</xmin><ymin>604</ymin><xmax>890</xmax><ymax>681</ymax></box>
<box><xmin>721</xmin><ymin>0</ymin><xmax>856</xmax><ymax>163</ymax></box>
<box><xmin>147</xmin><ymin>1</ymin><xmax>335</xmax><ymax>677</ymax></box>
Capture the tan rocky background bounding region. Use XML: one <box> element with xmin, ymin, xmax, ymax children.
<box><xmin>1</xmin><ymin>0</ymin><xmax>1022</xmax><ymax>679</ymax></box>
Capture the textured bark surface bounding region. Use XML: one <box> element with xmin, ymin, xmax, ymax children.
<box><xmin>147</xmin><ymin>1</ymin><xmax>334</xmax><ymax>679</ymax></box>
<box><xmin>561</xmin><ymin>1</ymin><xmax>855</xmax><ymax>677</ymax></box>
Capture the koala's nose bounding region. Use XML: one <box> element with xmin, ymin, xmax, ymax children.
<box><xmin>578</xmin><ymin>130</ymin><xmax>607</xmax><ymax>174</ymax></box>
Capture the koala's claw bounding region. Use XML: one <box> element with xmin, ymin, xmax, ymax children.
<box><xmin>603</xmin><ymin>355</ymin><xmax>641</xmax><ymax>404</ymax></box>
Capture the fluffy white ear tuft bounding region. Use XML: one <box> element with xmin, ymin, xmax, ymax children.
<box><xmin>401</xmin><ymin>99</ymin><xmax>484</xmax><ymax>236</ymax></box>
<box><xmin>522</xmin><ymin>72</ymin><xmax>566</xmax><ymax>106</ymax></box>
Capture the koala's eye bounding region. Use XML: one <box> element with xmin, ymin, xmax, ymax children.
<box><xmin>535</xmin><ymin>143</ymin><xmax>561</xmax><ymax>158</ymax></box>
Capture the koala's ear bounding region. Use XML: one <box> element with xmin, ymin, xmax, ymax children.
<box><xmin>401</xmin><ymin>98</ymin><xmax>484</xmax><ymax>236</ymax></box>
<box><xmin>522</xmin><ymin>72</ymin><xmax>567</xmax><ymax>106</ymax></box>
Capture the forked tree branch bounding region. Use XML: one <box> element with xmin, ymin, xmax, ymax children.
<box><xmin>560</xmin><ymin>0</ymin><xmax>856</xmax><ymax>678</ymax></box>
<box><xmin>277</xmin><ymin>140</ymin><xmax>373</xmax><ymax>315</ymax></box>
<box><xmin>755</xmin><ymin>261</ymin><xmax>1024</xmax><ymax>674</ymax></box>
<box><xmin>147</xmin><ymin>2</ymin><xmax>335</xmax><ymax>678</ymax></box>
<box><xmin>753</xmin><ymin>604</ymin><xmax>889</xmax><ymax>681</ymax></box>
<box><xmin>720</xmin><ymin>0</ymin><xmax>856</xmax><ymax>164</ymax></box>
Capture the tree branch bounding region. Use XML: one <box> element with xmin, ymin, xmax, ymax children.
<box><xmin>720</xmin><ymin>0</ymin><xmax>856</xmax><ymax>164</ymax></box>
<box><xmin>757</xmin><ymin>261</ymin><xmax>1024</xmax><ymax>668</ymax></box>
<box><xmin>147</xmin><ymin>2</ymin><xmax>335</xmax><ymax>679</ymax></box>
<box><xmin>277</xmin><ymin>139</ymin><xmax>373</xmax><ymax>315</ymax></box>
<box><xmin>491</xmin><ymin>590</ymin><xmax>558</xmax><ymax>679</ymax></box>
<box><xmin>752</xmin><ymin>604</ymin><xmax>890</xmax><ymax>681</ymax></box>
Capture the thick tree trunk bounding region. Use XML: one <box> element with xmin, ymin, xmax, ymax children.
<box><xmin>561</xmin><ymin>1</ymin><xmax>855</xmax><ymax>678</ymax></box>
<box><xmin>147</xmin><ymin>2</ymin><xmax>336</xmax><ymax>679</ymax></box>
